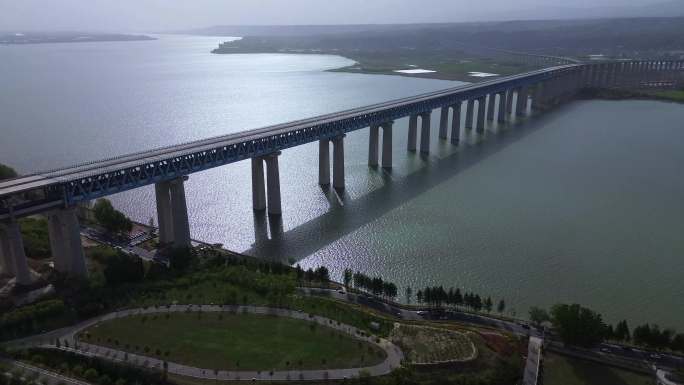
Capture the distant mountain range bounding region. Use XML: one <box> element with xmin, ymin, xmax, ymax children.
<box><xmin>0</xmin><ymin>32</ymin><xmax>154</xmax><ymax>45</ymax></box>
<box><xmin>180</xmin><ymin>1</ymin><xmax>684</xmax><ymax>37</ymax></box>
<box><xmin>486</xmin><ymin>0</ymin><xmax>684</xmax><ymax>21</ymax></box>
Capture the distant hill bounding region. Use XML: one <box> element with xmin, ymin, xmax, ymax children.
<box><xmin>0</xmin><ymin>32</ymin><xmax>155</xmax><ymax>45</ymax></box>
<box><xmin>207</xmin><ymin>17</ymin><xmax>684</xmax><ymax>59</ymax></box>
<box><xmin>486</xmin><ymin>1</ymin><xmax>684</xmax><ymax>21</ymax></box>
<box><xmin>180</xmin><ymin>2</ymin><xmax>684</xmax><ymax>37</ymax></box>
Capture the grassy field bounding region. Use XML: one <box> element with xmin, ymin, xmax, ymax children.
<box><xmin>543</xmin><ymin>353</ymin><xmax>655</xmax><ymax>385</ymax></box>
<box><xmin>651</xmin><ymin>90</ymin><xmax>684</xmax><ymax>102</ymax></box>
<box><xmin>330</xmin><ymin>53</ymin><xmax>539</xmax><ymax>82</ymax></box>
<box><xmin>390</xmin><ymin>324</ymin><xmax>476</xmax><ymax>363</ymax></box>
<box><xmin>289</xmin><ymin>295</ymin><xmax>395</xmax><ymax>337</ymax></box>
<box><xmin>80</xmin><ymin>312</ymin><xmax>386</xmax><ymax>371</ymax></box>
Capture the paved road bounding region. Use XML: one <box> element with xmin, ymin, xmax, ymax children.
<box><xmin>81</xmin><ymin>227</ymin><xmax>161</xmax><ymax>263</ymax></box>
<box><xmin>301</xmin><ymin>287</ymin><xmax>684</xmax><ymax>371</ymax></box>
<box><xmin>34</xmin><ymin>305</ymin><xmax>404</xmax><ymax>382</ymax></box>
<box><xmin>300</xmin><ymin>287</ymin><xmax>538</xmax><ymax>336</ymax></box>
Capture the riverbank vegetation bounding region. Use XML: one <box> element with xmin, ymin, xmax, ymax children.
<box><xmin>534</xmin><ymin>303</ymin><xmax>684</xmax><ymax>353</ymax></box>
<box><xmin>0</xmin><ymin>247</ymin><xmax>390</xmax><ymax>340</ymax></box>
<box><xmin>93</xmin><ymin>199</ymin><xmax>133</xmax><ymax>236</ymax></box>
<box><xmin>580</xmin><ymin>87</ymin><xmax>684</xmax><ymax>104</ymax></box>
<box><xmin>8</xmin><ymin>347</ymin><xmax>167</xmax><ymax>385</ymax></box>
<box><xmin>0</xmin><ymin>164</ymin><xmax>17</xmax><ymax>180</ymax></box>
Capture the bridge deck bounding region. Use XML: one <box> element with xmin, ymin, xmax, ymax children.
<box><xmin>0</xmin><ymin>65</ymin><xmax>575</xmax><ymax>200</ymax></box>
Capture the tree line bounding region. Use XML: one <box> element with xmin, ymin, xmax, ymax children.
<box><xmin>529</xmin><ymin>303</ymin><xmax>684</xmax><ymax>352</ymax></box>
<box><xmin>10</xmin><ymin>347</ymin><xmax>167</xmax><ymax>385</ymax></box>
<box><xmin>414</xmin><ymin>286</ymin><xmax>504</xmax><ymax>314</ymax></box>
<box><xmin>295</xmin><ymin>264</ymin><xmax>330</xmax><ymax>284</ymax></box>
<box><xmin>343</xmin><ymin>269</ymin><xmax>398</xmax><ymax>300</ymax></box>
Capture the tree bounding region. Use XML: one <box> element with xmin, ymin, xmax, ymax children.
<box><xmin>103</xmin><ymin>251</ymin><xmax>144</xmax><ymax>285</ymax></box>
<box><xmin>382</xmin><ymin>282</ymin><xmax>398</xmax><ymax>300</ymax></box>
<box><xmin>416</xmin><ymin>290</ymin><xmax>423</xmax><ymax>304</ymax></box>
<box><xmin>0</xmin><ymin>163</ymin><xmax>18</xmax><ymax>180</ymax></box>
<box><xmin>454</xmin><ymin>289</ymin><xmax>463</xmax><ymax>307</ymax></box>
<box><xmin>614</xmin><ymin>320</ymin><xmax>631</xmax><ymax>342</ymax></box>
<box><xmin>405</xmin><ymin>286</ymin><xmax>412</xmax><ymax>304</ymax></box>
<box><xmin>484</xmin><ymin>297</ymin><xmax>493</xmax><ymax>313</ymax></box>
<box><xmin>371</xmin><ymin>277</ymin><xmax>383</xmax><ymax>296</ymax></box>
<box><xmin>633</xmin><ymin>323</ymin><xmax>674</xmax><ymax>349</ymax></box>
<box><xmin>314</xmin><ymin>266</ymin><xmax>329</xmax><ymax>282</ymax></box>
<box><xmin>497</xmin><ymin>299</ymin><xmax>506</xmax><ymax>314</ymax></box>
<box><xmin>343</xmin><ymin>268</ymin><xmax>353</xmax><ymax>289</ymax></box>
<box><xmin>169</xmin><ymin>247</ymin><xmax>193</xmax><ymax>271</ymax></box>
<box><xmin>83</xmin><ymin>368</ymin><xmax>99</xmax><ymax>382</ymax></box>
<box><xmin>93</xmin><ymin>199</ymin><xmax>133</xmax><ymax>235</ymax></box>
<box><xmin>529</xmin><ymin>306</ymin><xmax>550</xmax><ymax>326</ymax></box>
<box><xmin>550</xmin><ymin>303</ymin><xmax>608</xmax><ymax>347</ymax></box>
<box><xmin>671</xmin><ymin>334</ymin><xmax>684</xmax><ymax>352</ymax></box>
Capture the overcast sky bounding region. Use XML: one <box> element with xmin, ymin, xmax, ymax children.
<box><xmin>0</xmin><ymin>0</ymin><xmax>669</xmax><ymax>32</ymax></box>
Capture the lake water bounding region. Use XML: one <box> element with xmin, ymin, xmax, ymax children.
<box><xmin>1</xmin><ymin>35</ymin><xmax>682</xmax><ymax>329</ymax></box>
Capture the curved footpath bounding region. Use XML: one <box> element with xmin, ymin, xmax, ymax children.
<box><xmin>29</xmin><ymin>305</ymin><xmax>404</xmax><ymax>381</ymax></box>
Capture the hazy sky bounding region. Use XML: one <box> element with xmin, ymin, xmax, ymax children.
<box><xmin>0</xmin><ymin>0</ymin><xmax>668</xmax><ymax>32</ymax></box>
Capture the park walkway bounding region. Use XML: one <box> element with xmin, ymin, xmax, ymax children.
<box><xmin>51</xmin><ymin>304</ymin><xmax>403</xmax><ymax>381</ymax></box>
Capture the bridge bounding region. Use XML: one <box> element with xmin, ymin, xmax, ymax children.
<box><xmin>1</xmin><ymin>60</ymin><xmax>682</xmax><ymax>285</ymax></box>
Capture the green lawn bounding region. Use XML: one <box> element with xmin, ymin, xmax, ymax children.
<box><xmin>652</xmin><ymin>90</ymin><xmax>684</xmax><ymax>102</ymax></box>
<box><xmin>289</xmin><ymin>295</ymin><xmax>394</xmax><ymax>337</ymax></box>
<box><xmin>80</xmin><ymin>312</ymin><xmax>386</xmax><ymax>371</ymax></box>
<box><xmin>543</xmin><ymin>353</ymin><xmax>655</xmax><ymax>385</ymax></box>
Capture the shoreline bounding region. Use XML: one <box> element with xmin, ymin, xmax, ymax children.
<box><xmin>578</xmin><ymin>87</ymin><xmax>684</xmax><ymax>104</ymax></box>
<box><xmin>211</xmin><ymin>46</ymin><xmax>539</xmax><ymax>83</ymax></box>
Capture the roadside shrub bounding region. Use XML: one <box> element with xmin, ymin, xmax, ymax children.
<box><xmin>83</xmin><ymin>368</ymin><xmax>99</xmax><ymax>382</ymax></box>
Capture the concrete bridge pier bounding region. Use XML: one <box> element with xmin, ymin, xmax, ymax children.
<box><xmin>516</xmin><ymin>87</ymin><xmax>528</xmax><ymax>117</ymax></box>
<box><xmin>47</xmin><ymin>212</ymin><xmax>69</xmax><ymax>273</ymax></box>
<box><xmin>60</xmin><ymin>208</ymin><xmax>87</xmax><ymax>276</ymax></box>
<box><xmin>332</xmin><ymin>136</ymin><xmax>345</xmax><ymax>190</ymax></box>
<box><xmin>0</xmin><ymin>228</ymin><xmax>16</xmax><ymax>277</ymax></box>
<box><xmin>531</xmin><ymin>83</ymin><xmax>544</xmax><ymax>111</ymax></box>
<box><xmin>497</xmin><ymin>92</ymin><xmax>507</xmax><ymax>123</ymax></box>
<box><xmin>0</xmin><ymin>220</ymin><xmax>31</xmax><ymax>285</ymax></box>
<box><xmin>450</xmin><ymin>103</ymin><xmax>462</xmax><ymax>145</ymax></box>
<box><xmin>47</xmin><ymin>208</ymin><xmax>87</xmax><ymax>277</ymax></box>
<box><xmin>419</xmin><ymin>111</ymin><xmax>431</xmax><ymax>154</ymax></box>
<box><xmin>319</xmin><ymin>139</ymin><xmax>330</xmax><ymax>185</ymax></box>
<box><xmin>155</xmin><ymin>178</ymin><xmax>192</xmax><ymax>249</ymax></box>
<box><xmin>464</xmin><ymin>99</ymin><xmax>475</xmax><ymax>130</ymax></box>
<box><xmin>476</xmin><ymin>97</ymin><xmax>486</xmax><ymax>134</ymax></box>
<box><xmin>407</xmin><ymin>115</ymin><xmax>418</xmax><ymax>152</ymax></box>
<box><xmin>368</xmin><ymin>125</ymin><xmax>380</xmax><ymax>167</ymax></box>
<box><xmin>607</xmin><ymin>63</ymin><xmax>618</xmax><ymax>87</ymax></box>
<box><xmin>486</xmin><ymin>94</ymin><xmax>496</xmax><ymax>121</ymax></box>
<box><xmin>253</xmin><ymin>153</ymin><xmax>283</xmax><ymax>216</ymax></box>
<box><xmin>155</xmin><ymin>181</ymin><xmax>174</xmax><ymax>244</ymax></box>
<box><xmin>265</xmin><ymin>152</ymin><xmax>282</xmax><ymax>215</ymax></box>
<box><xmin>251</xmin><ymin>158</ymin><xmax>267</xmax><ymax>208</ymax></box>
<box><xmin>438</xmin><ymin>107</ymin><xmax>449</xmax><ymax>140</ymax></box>
<box><xmin>505</xmin><ymin>89</ymin><xmax>515</xmax><ymax>116</ymax></box>
<box><xmin>169</xmin><ymin>177</ymin><xmax>192</xmax><ymax>247</ymax></box>
<box><xmin>381</xmin><ymin>122</ymin><xmax>393</xmax><ymax>169</ymax></box>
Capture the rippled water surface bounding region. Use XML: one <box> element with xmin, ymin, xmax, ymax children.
<box><xmin>1</xmin><ymin>35</ymin><xmax>682</xmax><ymax>329</ymax></box>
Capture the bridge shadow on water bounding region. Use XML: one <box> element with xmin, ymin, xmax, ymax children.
<box><xmin>244</xmin><ymin>105</ymin><xmax>571</xmax><ymax>263</ymax></box>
